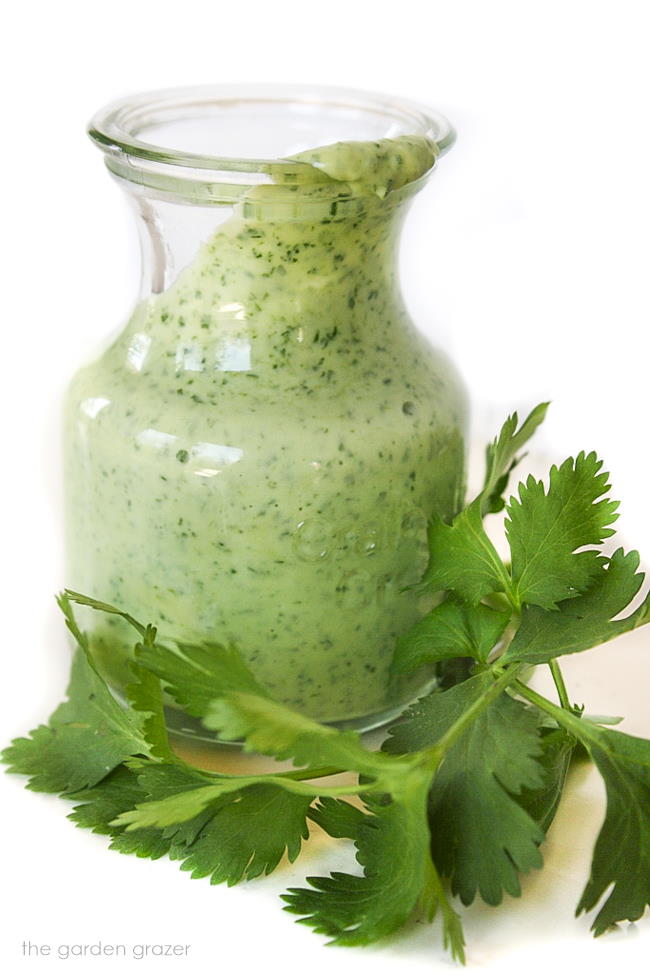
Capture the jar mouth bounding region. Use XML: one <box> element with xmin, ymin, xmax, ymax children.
<box><xmin>88</xmin><ymin>84</ymin><xmax>455</xmax><ymax>206</ymax></box>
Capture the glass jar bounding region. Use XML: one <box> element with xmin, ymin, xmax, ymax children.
<box><xmin>64</xmin><ymin>85</ymin><xmax>468</xmax><ymax>738</ymax></box>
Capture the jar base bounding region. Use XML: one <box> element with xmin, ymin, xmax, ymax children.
<box><xmin>164</xmin><ymin>676</ymin><xmax>438</xmax><ymax>748</ymax></box>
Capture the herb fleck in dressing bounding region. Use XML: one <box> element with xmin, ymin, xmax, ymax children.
<box><xmin>64</xmin><ymin>134</ymin><xmax>467</xmax><ymax>725</ymax></box>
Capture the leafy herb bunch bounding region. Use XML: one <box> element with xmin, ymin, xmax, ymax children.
<box><xmin>4</xmin><ymin>404</ymin><xmax>650</xmax><ymax>964</ymax></box>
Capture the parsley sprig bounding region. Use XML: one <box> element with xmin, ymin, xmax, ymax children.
<box><xmin>3</xmin><ymin>404</ymin><xmax>650</xmax><ymax>963</ymax></box>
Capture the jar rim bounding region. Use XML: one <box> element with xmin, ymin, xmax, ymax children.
<box><xmin>88</xmin><ymin>84</ymin><xmax>455</xmax><ymax>205</ymax></box>
<box><xmin>89</xmin><ymin>83</ymin><xmax>455</xmax><ymax>169</ymax></box>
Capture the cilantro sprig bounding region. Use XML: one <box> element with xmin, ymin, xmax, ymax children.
<box><xmin>3</xmin><ymin>404</ymin><xmax>650</xmax><ymax>963</ymax></box>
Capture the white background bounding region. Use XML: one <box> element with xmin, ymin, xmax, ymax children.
<box><xmin>1</xmin><ymin>1</ymin><xmax>649</xmax><ymax>973</ymax></box>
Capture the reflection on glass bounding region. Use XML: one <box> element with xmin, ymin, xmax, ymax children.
<box><xmin>80</xmin><ymin>397</ymin><xmax>111</xmax><ymax>418</ymax></box>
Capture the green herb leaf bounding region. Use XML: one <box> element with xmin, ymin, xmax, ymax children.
<box><xmin>64</xmin><ymin>589</ymin><xmax>146</xmax><ymax>638</ymax></box>
<box><xmin>6</xmin><ymin>403</ymin><xmax>650</xmax><ymax>961</ymax></box>
<box><xmin>391</xmin><ymin>594</ymin><xmax>510</xmax><ymax>673</ymax></box>
<box><xmin>68</xmin><ymin>765</ymin><xmax>174</xmax><ymax>860</ymax></box>
<box><xmin>170</xmin><ymin>783</ymin><xmax>313</xmax><ymax>884</ymax></box>
<box><xmin>2</xmin><ymin>599</ymin><xmax>151</xmax><ymax>794</ymax></box>
<box><xmin>506</xmin><ymin>452</ymin><xmax>620</xmax><ymax>609</ymax></box>
<box><xmin>125</xmin><ymin>628</ymin><xmax>175</xmax><ymax>762</ymax></box>
<box><xmin>136</xmin><ymin>639</ymin><xmax>271</xmax><ymax>718</ymax></box>
<box><xmin>384</xmin><ymin>673</ymin><xmax>546</xmax><ymax>905</ymax></box>
<box><xmin>419</xmin><ymin>505</ymin><xmax>512</xmax><ymax>605</ymax></box>
<box><xmin>283</xmin><ymin>779</ymin><xmax>465</xmax><ymax>961</ymax></box>
<box><xmin>71</xmin><ymin>760</ymin><xmax>313</xmax><ymax>879</ymax></box>
<box><xmin>503</xmin><ymin>548</ymin><xmax>650</xmax><ymax>665</ymax></box>
<box><xmin>107</xmin><ymin>762</ymin><xmax>313</xmax><ymax>883</ymax></box>
<box><xmin>307</xmin><ymin>797</ymin><xmax>367</xmax><ymax>839</ymax></box>
<box><xmin>69</xmin><ymin>766</ymin><xmax>149</xmax><ymax>836</ymax></box>
<box><xmin>515</xmin><ymin>727</ymin><xmax>575</xmax><ymax>834</ymax></box>
<box><xmin>515</xmin><ymin>686</ymin><xmax>650</xmax><ymax>935</ymax></box>
<box><xmin>480</xmin><ymin>402</ymin><xmax>549</xmax><ymax>515</ymax></box>
<box><xmin>203</xmin><ymin>692</ymin><xmax>401</xmax><ymax>782</ymax></box>
<box><xmin>577</xmin><ymin>727</ymin><xmax>650</xmax><ymax>933</ymax></box>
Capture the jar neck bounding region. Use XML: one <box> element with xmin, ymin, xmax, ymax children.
<box><xmin>113</xmin><ymin>184</ymin><xmax>419</xmax><ymax>385</ymax></box>
<box><xmin>127</xmin><ymin>186</ymin><xmax>413</xmax><ymax>304</ymax></box>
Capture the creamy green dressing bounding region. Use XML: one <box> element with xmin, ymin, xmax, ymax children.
<box><xmin>64</xmin><ymin>134</ymin><xmax>467</xmax><ymax>726</ymax></box>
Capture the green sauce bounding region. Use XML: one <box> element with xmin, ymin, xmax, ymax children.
<box><xmin>64</xmin><ymin>134</ymin><xmax>467</xmax><ymax>726</ymax></box>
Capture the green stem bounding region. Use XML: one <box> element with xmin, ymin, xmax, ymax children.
<box><xmin>513</xmin><ymin>680</ymin><xmax>586</xmax><ymax>739</ymax></box>
<box><xmin>421</xmin><ymin>856</ymin><xmax>466</xmax><ymax>965</ymax></box>
<box><xmin>186</xmin><ymin>763</ymin><xmax>346</xmax><ymax>784</ymax></box>
<box><xmin>273</xmin><ymin>765</ymin><xmax>344</xmax><ymax>782</ymax></box>
<box><xmin>549</xmin><ymin>659</ymin><xmax>571</xmax><ymax>709</ymax></box>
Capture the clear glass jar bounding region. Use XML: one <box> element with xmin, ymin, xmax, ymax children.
<box><xmin>64</xmin><ymin>85</ymin><xmax>468</xmax><ymax>738</ymax></box>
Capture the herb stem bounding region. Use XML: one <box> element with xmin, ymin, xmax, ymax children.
<box><xmin>272</xmin><ymin>765</ymin><xmax>343</xmax><ymax>782</ymax></box>
<box><xmin>513</xmin><ymin>679</ymin><xmax>585</xmax><ymax>738</ymax></box>
<box><xmin>549</xmin><ymin>660</ymin><xmax>571</xmax><ymax>710</ymax></box>
<box><xmin>185</xmin><ymin>763</ymin><xmax>347</xmax><ymax>784</ymax></box>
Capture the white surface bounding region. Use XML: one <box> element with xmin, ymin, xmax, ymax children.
<box><xmin>2</xmin><ymin>1</ymin><xmax>649</xmax><ymax>972</ymax></box>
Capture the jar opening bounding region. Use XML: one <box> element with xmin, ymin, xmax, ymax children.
<box><xmin>88</xmin><ymin>84</ymin><xmax>455</xmax><ymax>206</ymax></box>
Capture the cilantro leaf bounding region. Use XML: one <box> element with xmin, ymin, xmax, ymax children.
<box><xmin>2</xmin><ymin>642</ymin><xmax>151</xmax><ymax>795</ymax></box>
<box><xmin>505</xmin><ymin>452</ymin><xmax>620</xmax><ymax>609</ymax></box>
<box><xmin>516</xmin><ymin>727</ymin><xmax>575</xmax><ymax>833</ymax></box>
<box><xmin>391</xmin><ymin>594</ymin><xmax>509</xmax><ymax>673</ymax></box>
<box><xmin>69</xmin><ymin>766</ymin><xmax>148</xmax><ymax>836</ymax></box>
<box><xmin>111</xmin><ymin>771</ymin><xmax>330</xmax><ymax>831</ymax></box>
<box><xmin>307</xmin><ymin>797</ymin><xmax>367</xmax><ymax>839</ymax></box>
<box><xmin>135</xmin><ymin>638</ymin><xmax>270</xmax><ymax>718</ymax></box>
<box><xmin>480</xmin><ymin>402</ymin><xmax>549</xmax><ymax>515</ymax></box>
<box><xmin>577</xmin><ymin>728</ymin><xmax>650</xmax><ymax>933</ymax></box>
<box><xmin>203</xmin><ymin>692</ymin><xmax>401</xmax><ymax>781</ymax></box>
<box><xmin>64</xmin><ymin>589</ymin><xmax>146</xmax><ymax>638</ymax></box>
<box><xmin>64</xmin><ymin>590</ymin><xmax>271</xmax><ymax>720</ymax></box>
<box><xmin>384</xmin><ymin>673</ymin><xmax>546</xmax><ymax>905</ymax></box>
<box><xmin>71</xmin><ymin>761</ymin><xmax>313</xmax><ymax>880</ymax></box>
<box><xmin>283</xmin><ymin>780</ymin><xmax>465</xmax><ymax>961</ymax></box>
<box><xmin>415</xmin><ymin>403</ymin><xmax>548</xmax><ymax>596</ymax></box>
<box><xmin>68</xmin><ymin>765</ymin><xmax>174</xmax><ymax>860</ymax></box>
<box><xmin>515</xmin><ymin>687</ymin><xmax>650</xmax><ymax>935</ymax></box>
<box><xmin>419</xmin><ymin>505</ymin><xmax>512</xmax><ymax>604</ymax></box>
<box><xmin>125</xmin><ymin>628</ymin><xmax>175</xmax><ymax>762</ymax></box>
<box><xmin>138</xmin><ymin>637</ymin><xmax>404</xmax><ymax>780</ymax></box>
<box><xmin>116</xmin><ymin>763</ymin><xmax>226</xmax><ymax>856</ymax></box>
<box><xmin>503</xmin><ymin>548</ymin><xmax>650</xmax><ymax>665</ymax></box>
<box><xmin>171</xmin><ymin>783</ymin><xmax>312</xmax><ymax>884</ymax></box>
<box><xmin>104</xmin><ymin>763</ymin><xmax>313</xmax><ymax>884</ymax></box>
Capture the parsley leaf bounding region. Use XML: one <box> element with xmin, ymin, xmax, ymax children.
<box><xmin>384</xmin><ymin>673</ymin><xmax>546</xmax><ymax>905</ymax></box>
<box><xmin>506</xmin><ymin>452</ymin><xmax>620</xmax><ymax>609</ymax></box>
<box><xmin>503</xmin><ymin>548</ymin><xmax>650</xmax><ymax>665</ymax></box>
<box><xmin>391</xmin><ymin>594</ymin><xmax>510</xmax><ymax>673</ymax></box>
